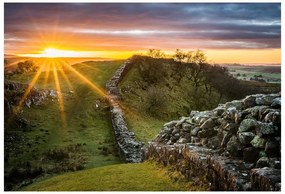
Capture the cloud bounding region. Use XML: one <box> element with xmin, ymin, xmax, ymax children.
<box><xmin>4</xmin><ymin>3</ymin><xmax>281</xmax><ymax>54</ymax></box>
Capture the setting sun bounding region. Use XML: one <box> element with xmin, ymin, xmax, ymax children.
<box><xmin>43</xmin><ymin>48</ymin><xmax>64</xmax><ymax>58</ymax></box>
<box><xmin>41</xmin><ymin>48</ymin><xmax>85</xmax><ymax>58</ymax></box>
<box><xmin>18</xmin><ymin>48</ymin><xmax>94</xmax><ymax>58</ymax></box>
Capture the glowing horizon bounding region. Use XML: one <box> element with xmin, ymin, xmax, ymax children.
<box><xmin>4</xmin><ymin>3</ymin><xmax>281</xmax><ymax>64</ymax></box>
<box><xmin>13</xmin><ymin>48</ymin><xmax>281</xmax><ymax>64</ymax></box>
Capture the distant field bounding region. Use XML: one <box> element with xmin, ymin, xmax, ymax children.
<box><xmin>226</xmin><ymin>65</ymin><xmax>281</xmax><ymax>83</ymax></box>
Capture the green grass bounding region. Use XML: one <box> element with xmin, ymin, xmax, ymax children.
<box><xmin>23</xmin><ymin>161</ymin><xmax>208</xmax><ymax>191</ymax></box>
<box><xmin>119</xmin><ymin>60</ymin><xmax>222</xmax><ymax>143</ymax></box>
<box><xmin>5</xmin><ymin>60</ymin><xmax>125</xmax><ymax>189</ymax></box>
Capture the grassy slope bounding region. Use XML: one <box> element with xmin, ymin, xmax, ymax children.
<box><xmin>23</xmin><ymin>162</ymin><xmax>208</xmax><ymax>191</ymax></box>
<box><xmin>119</xmin><ymin>61</ymin><xmax>222</xmax><ymax>143</ymax></box>
<box><xmin>5</xmin><ymin>60</ymin><xmax>124</xmax><ymax>176</ymax></box>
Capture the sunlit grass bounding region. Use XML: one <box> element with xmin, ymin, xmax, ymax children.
<box><xmin>5</xmin><ymin>59</ymin><xmax>125</xmax><ymax>180</ymax></box>
<box><xmin>23</xmin><ymin>161</ymin><xmax>207</xmax><ymax>191</ymax></box>
<box><xmin>9</xmin><ymin>57</ymin><xmax>111</xmax><ymax>128</ymax></box>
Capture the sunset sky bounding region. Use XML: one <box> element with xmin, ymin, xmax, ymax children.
<box><xmin>4</xmin><ymin>3</ymin><xmax>281</xmax><ymax>64</ymax></box>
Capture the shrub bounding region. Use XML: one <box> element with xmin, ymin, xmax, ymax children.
<box><xmin>42</xmin><ymin>144</ymin><xmax>88</xmax><ymax>172</ymax></box>
<box><xmin>137</xmin><ymin>57</ymin><xmax>168</xmax><ymax>84</ymax></box>
<box><xmin>147</xmin><ymin>49</ymin><xmax>166</xmax><ymax>58</ymax></box>
<box><xmin>145</xmin><ymin>85</ymin><xmax>166</xmax><ymax>116</ymax></box>
<box><xmin>17</xmin><ymin>60</ymin><xmax>38</xmax><ymax>74</ymax></box>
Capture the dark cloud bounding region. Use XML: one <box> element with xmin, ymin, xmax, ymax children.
<box><xmin>4</xmin><ymin>3</ymin><xmax>281</xmax><ymax>53</ymax></box>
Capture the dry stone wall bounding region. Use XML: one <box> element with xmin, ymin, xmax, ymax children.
<box><xmin>106</xmin><ymin>58</ymin><xmax>144</xmax><ymax>163</ymax></box>
<box><xmin>146</xmin><ymin>93</ymin><xmax>281</xmax><ymax>191</ymax></box>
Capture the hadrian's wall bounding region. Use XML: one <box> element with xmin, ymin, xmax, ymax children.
<box><xmin>146</xmin><ymin>93</ymin><xmax>281</xmax><ymax>191</ymax></box>
<box><xmin>106</xmin><ymin>57</ymin><xmax>144</xmax><ymax>163</ymax></box>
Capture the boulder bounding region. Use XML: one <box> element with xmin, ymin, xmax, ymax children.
<box><xmin>225</xmin><ymin>100</ymin><xmax>244</xmax><ymax>110</ymax></box>
<box><xmin>227</xmin><ymin>106</ymin><xmax>237</xmax><ymax>121</ymax></box>
<box><xmin>238</xmin><ymin>119</ymin><xmax>258</xmax><ymax>132</ymax></box>
<box><xmin>207</xmin><ymin>136</ymin><xmax>220</xmax><ymax>149</ymax></box>
<box><xmin>264</xmin><ymin>112</ymin><xmax>274</xmax><ymax>123</ymax></box>
<box><xmin>256</xmin><ymin>157</ymin><xmax>270</xmax><ymax>168</ymax></box>
<box><xmin>243</xmin><ymin>147</ymin><xmax>260</xmax><ymax>163</ymax></box>
<box><xmin>268</xmin><ymin>158</ymin><xmax>281</xmax><ymax>169</ymax></box>
<box><xmin>163</xmin><ymin>126</ymin><xmax>173</xmax><ymax>134</ymax></box>
<box><xmin>255</xmin><ymin>94</ymin><xmax>279</xmax><ymax>106</ymax></box>
<box><xmin>221</xmin><ymin>131</ymin><xmax>231</xmax><ymax>147</ymax></box>
<box><xmin>234</xmin><ymin>111</ymin><xmax>248</xmax><ymax>124</ymax></box>
<box><xmin>177</xmin><ymin>137</ymin><xmax>188</xmax><ymax>144</ymax></box>
<box><xmin>189</xmin><ymin>110</ymin><xmax>199</xmax><ymax>117</ymax></box>
<box><xmin>198</xmin><ymin>128</ymin><xmax>217</xmax><ymax>138</ymax></box>
<box><xmin>164</xmin><ymin>120</ymin><xmax>178</xmax><ymax>128</ymax></box>
<box><xmin>238</xmin><ymin>132</ymin><xmax>255</xmax><ymax>145</ymax></box>
<box><xmin>243</xmin><ymin>95</ymin><xmax>256</xmax><ymax>108</ymax></box>
<box><xmin>250</xmin><ymin>167</ymin><xmax>281</xmax><ymax>191</ymax></box>
<box><xmin>191</xmin><ymin>127</ymin><xmax>201</xmax><ymax>136</ymax></box>
<box><xmin>182</xmin><ymin>123</ymin><xmax>192</xmax><ymax>132</ymax></box>
<box><xmin>265</xmin><ymin>140</ymin><xmax>280</xmax><ymax>157</ymax></box>
<box><xmin>172</xmin><ymin>127</ymin><xmax>180</xmax><ymax>135</ymax></box>
<box><xmin>176</xmin><ymin>117</ymin><xmax>187</xmax><ymax>126</ymax></box>
<box><xmin>272</xmin><ymin>112</ymin><xmax>281</xmax><ymax>126</ymax></box>
<box><xmin>200</xmin><ymin>118</ymin><xmax>215</xmax><ymax>130</ymax></box>
<box><xmin>256</xmin><ymin>122</ymin><xmax>275</xmax><ymax>136</ymax></box>
<box><xmin>224</xmin><ymin>123</ymin><xmax>239</xmax><ymax>134</ymax></box>
<box><xmin>226</xmin><ymin>136</ymin><xmax>243</xmax><ymax>157</ymax></box>
<box><xmin>244</xmin><ymin>106</ymin><xmax>269</xmax><ymax>119</ymax></box>
<box><xmin>170</xmin><ymin>135</ymin><xmax>179</xmax><ymax>142</ymax></box>
<box><xmin>250</xmin><ymin>136</ymin><xmax>266</xmax><ymax>148</ymax></box>
<box><xmin>213</xmin><ymin>107</ymin><xmax>225</xmax><ymax>116</ymax></box>
<box><xmin>271</xmin><ymin>97</ymin><xmax>281</xmax><ymax>108</ymax></box>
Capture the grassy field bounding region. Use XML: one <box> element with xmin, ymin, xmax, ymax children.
<box><xmin>227</xmin><ymin>65</ymin><xmax>281</xmax><ymax>83</ymax></box>
<box><xmin>23</xmin><ymin>161</ymin><xmax>208</xmax><ymax>191</ymax></box>
<box><xmin>5</xmin><ymin>60</ymin><xmax>124</xmax><ymax>189</ymax></box>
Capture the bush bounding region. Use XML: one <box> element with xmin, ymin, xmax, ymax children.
<box><xmin>145</xmin><ymin>86</ymin><xmax>166</xmax><ymax>116</ymax></box>
<box><xmin>42</xmin><ymin>144</ymin><xmax>88</xmax><ymax>172</ymax></box>
<box><xmin>147</xmin><ymin>49</ymin><xmax>166</xmax><ymax>58</ymax></box>
<box><xmin>5</xmin><ymin>164</ymin><xmax>43</xmax><ymax>191</ymax></box>
<box><xmin>136</xmin><ymin>57</ymin><xmax>168</xmax><ymax>84</ymax></box>
<box><xmin>17</xmin><ymin>60</ymin><xmax>38</xmax><ymax>74</ymax></box>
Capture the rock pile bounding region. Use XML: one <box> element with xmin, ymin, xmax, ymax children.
<box><xmin>4</xmin><ymin>80</ymin><xmax>58</xmax><ymax>108</ymax></box>
<box><xmin>106</xmin><ymin>58</ymin><xmax>144</xmax><ymax>163</ymax></box>
<box><xmin>149</xmin><ymin>93</ymin><xmax>281</xmax><ymax>190</ymax></box>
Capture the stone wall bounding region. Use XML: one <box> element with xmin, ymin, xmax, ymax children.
<box><xmin>146</xmin><ymin>93</ymin><xmax>281</xmax><ymax>191</ymax></box>
<box><xmin>106</xmin><ymin>58</ymin><xmax>144</xmax><ymax>163</ymax></box>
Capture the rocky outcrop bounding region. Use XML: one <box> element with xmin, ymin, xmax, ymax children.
<box><xmin>147</xmin><ymin>93</ymin><xmax>281</xmax><ymax>191</ymax></box>
<box><xmin>4</xmin><ymin>80</ymin><xmax>58</xmax><ymax>108</ymax></box>
<box><xmin>106</xmin><ymin>58</ymin><xmax>144</xmax><ymax>163</ymax></box>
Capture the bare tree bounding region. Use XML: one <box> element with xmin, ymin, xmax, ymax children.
<box><xmin>147</xmin><ymin>49</ymin><xmax>166</xmax><ymax>58</ymax></box>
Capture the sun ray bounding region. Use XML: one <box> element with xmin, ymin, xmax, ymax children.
<box><xmin>80</xmin><ymin>63</ymin><xmax>101</xmax><ymax>72</ymax></box>
<box><xmin>43</xmin><ymin>60</ymin><xmax>51</xmax><ymax>89</ymax></box>
<box><xmin>57</xmin><ymin>59</ymin><xmax>81</xmax><ymax>102</ymax></box>
<box><xmin>18</xmin><ymin>65</ymin><xmax>44</xmax><ymax>107</ymax></box>
<box><xmin>4</xmin><ymin>58</ymin><xmax>28</xmax><ymax>70</ymax></box>
<box><xmin>60</xmin><ymin>60</ymin><xmax>107</xmax><ymax>98</ymax></box>
<box><xmin>51</xmin><ymin>60</ymin><xmax>67</xmax><ymax>128</ymax></box>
